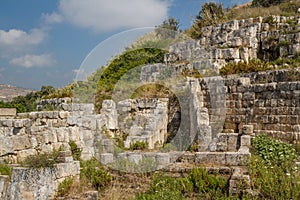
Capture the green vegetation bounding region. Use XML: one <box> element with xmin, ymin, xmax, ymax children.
<box><xmin>0</xmin><ymin>163</ymin><xmax>12</xmax><ymax>178</ymax></box>
<box><xmin>130</xmin><ymin>141</ymin><xmax>148</xmax><ymax>151</ymax></box>
<box><xmin>80</xmin><ymin>158</ymin><xmax>112</xmax><ymax>191</ymax></box>
<box><xmin>42</xmin><ymin>84</ymin><xmax>74</xmax><ymax>99</ymax></box>
<box><xmin>57</xmin><ymin>177</ymin><xmax>74</xmax><ymax>197</ymax></box>
<box><xmin>69</xmin><ymin>141</ymin><xmax>82</xmax><ymax>161</ymax></box>
<box><xmin>220</xmin><ymin>56</ymin><xmax>300</xmax><ymax>76</ymax></box>
<box><xmin>21</xmin><ymin>149</ymin><xmax>60</xmax><ymax>168</ymax></box>
<box><xmin>135</xmin><ymin>168</ymin><xmax>229</xmax><ymax>200</ymax></box>
<box><xmin>95</xmin><ymin>48</ymin><xmax>165</xmax><ymax>111</ymax></box>
<box><xmin>226</xmin><ymin>1</ymin><xmax>300</xmax><ymax>21</ymax></box>
<box><xmin>252</xmin><ymin>0</ymin><xmax>285</xmax><ymax>7</ymax></box>
<box><xmin>249</xmin><ymin>134</ymin><xmax>300</xmax><ymax>199</ymax></box>
<box><xmin>0</xmin><ymin>85</ymin><xmax>61</xmax><ymax>113</ymax></box>
<box><xmin>187</xmin><ymin>2</ymin><xmax>226</xmax><ymax>39</ymax></box>
<box><xmin>155</xmin><ymin>17</ymin><xmax>180</xmax><ymax>40</ymax></box>
<box><xmin>187</xmin><ymin>1</ymin><xmax>300</xmax><ymax>39</ymax></box>
<box><xmin>72</xmin><ymin>67</ymin><xmax>105</xmax><ymax>103</ymax></box>
<box><xmin>251</xmin><ymin>134</ymin><xmax>297</xmax><ymax>169</ymax></box>
<box><xmin>220</xmin><ymin>59</ymin><xmax>271</xmax><ymax>75</ymax></box>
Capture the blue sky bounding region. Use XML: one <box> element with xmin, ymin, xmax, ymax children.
<box><xmin>0</xmin><ymin>0</ymin><xmax>247</xmax><ymax>89</ymax></box>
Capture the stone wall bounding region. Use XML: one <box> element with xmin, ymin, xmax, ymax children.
<box><xmin>0</xmin><ymin>108</ymin><xmax>16</xmax><ymax>117</ymax></box>
<box><xmin>222</xmin><ymin>68</ymin><xmax>300</xmax><ymax>142</ymax></box>
<box><xmin>167</xmin><ymin>16</ymin><xmax>300</xmax><ymax>70</ymax></box>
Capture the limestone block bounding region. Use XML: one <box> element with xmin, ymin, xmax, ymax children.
<box><xmin>7</xmin><ymin>167</ymin><xmax>56</xmax><ymax>200</ymax></box>
<box><xmin>128</xmin><ymin>153</ymin><xmax>143</xmax><ymax>164</ymax></box>
<box><xmin>156</xmin><ymin>153</ymin><xmax>170</xmax><ymax>166</ymax></box>
<box><xmin>0</xmin><ymin>175</ymin><xmax>9</xmax><ymax>199</ymax></box>
<box><xmin>0</xmin><ymin>136</ymin><xmax>13</xmax><ymax>156</ymax></box>
<box><xmin>227</xmin><ymin>134</ymin><xmax>238</xmax><ymax>151</ymax></box>
<box><xmin>100</xmin><ymin>153</ymin><xmax>114</xmax><ymax>165</ymax></box>
<box><xmin>0</xmin><ymin>108</ymin><xmax>16</xmax><ymax>117</ymax></box>
<box><xmin>55</xmin><ymin>161</ymin><xmax>80</xmax><ymax>179</ymax></box>
<box><xmin>40</xmin><ymin>144</ymin><xmax>53</xmax><ymax>153</ymax></box>
<box><xmin>195</xmin><ymin>152</ymin><xmax>226</xmax><ymax>165</ymax></box>
<box><xmin>59</xmin><ymin>111</ymin><xmax>69</xmax><ymax>119</ymax></box>
<box><xmin>242</xmin><ymin>125</ymin><xmax>253</xmax><ymax>135</ymax></box>
<box><xmin>17</xmin><ymin>149</ymin><xmax>37</xmax><ymax>162</ymax></box>
<box><xmin>221</xmin><ymin>48</ymin><xmax>240</xmax><ymax>60</ymax></box>
<box><xmin>12</xmin><ymin>135</ymin><xmax>32</xmax><ymax>151</ymax></box>
<box><xmin>240</xmin><ymin>135</ymin><xmax>251</xmax><ymax>147</ymax></box>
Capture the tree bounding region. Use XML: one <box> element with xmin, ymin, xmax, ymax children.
<box><xmin>187</xmin><ymin>2</ymin><xmax>226</xmax><ymax>39</ymax></box>
<box><xmin>155</xmin><ymin>17</ymin><xmax>180</xmax><ymax>39</ymax></box>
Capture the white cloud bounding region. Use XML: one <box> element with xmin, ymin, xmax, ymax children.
<box><xmin>0</xmin><ymin>28</ymin><xmax>46</xmax><ymax>47</ymax></box>
<box><xmin>42</xmin><ymin>12</ymin><xmax>64</xmax><ymax>24</ymax></box>
<box><xmin>9</xmin><ymin>54</ymin><xmax>54</xmax><ymax>68</ymax></box>
<box><xmin>57</xmin><ymin>0</ymin><xmax>170</xmax><ymax>32</ymax></box>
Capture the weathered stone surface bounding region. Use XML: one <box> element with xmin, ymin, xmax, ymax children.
<box><xmin>0</xmin><ymin>108</ymin><xmax>16</xmax><ymax>117</ymax></box>
<box><xmin>100</xmin><ymin>153</ymin><xmax>114</xmax><ymax>165</ymax></box>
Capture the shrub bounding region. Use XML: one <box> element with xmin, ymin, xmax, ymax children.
<box><xmin>188</xmin><ymin>168</ymin><xmax>228</xmax><ymax>198</ymax></box>
<box><xmin>249</xmin><ymin>155</ymin><xmax>300</xmax><ymax>199</ymax></box>
<box><xmin>130</xmin><ymin>141</ymin><xmax>148</xmax><ymax>150</ymax></box>
<box><xmin>188</xmin><ymin>2</ymin><xmax>226</xmax><ymax>39</ymax></box>
<box><xmin>80</xmin><ymin>158</ymin><xmax>112</xmax><ymax>190</ymax></box>
<box><xmin>220</xmin><ymin>59</ymin><xmax>271</xmax><ymax>75</ymax></box>
<box><xmin>57</xmin><ymin>177</ymin><xmax>74</xmax><ymax>197</ymax></box>
<box><xmin>135</xmin><ymin>168</ymin><xmax>230</xmax><ymax>199</ymax></box>
<box><xmin>136</xmin><ymin>174</ymin><xmax>193</xmax><ymax>200</ymax></box>
<box><xmin>252</xmin><ymin>0</ymin><xmax>284</xmax><ymax>7</ymax></box>
<box><xmin>69</xmin><ymin>141</ymin><xmax>82</xmax><ymax>161</ymax></box>
<box><xmin>21</xmin><ymin>150</ymin><xmax>60</xmax><ymax>168</ymax></box>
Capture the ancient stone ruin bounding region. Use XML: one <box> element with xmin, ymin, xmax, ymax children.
<box><xmin>0</xmin><ymin>15</ymin><xmax>300</xmax><ymax>199</ymax></box>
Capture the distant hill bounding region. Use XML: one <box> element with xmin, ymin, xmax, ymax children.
<box><xmin>0</xmin><ymin>84</ymin><xmax>34</xmax><ymax>102</ymax></box>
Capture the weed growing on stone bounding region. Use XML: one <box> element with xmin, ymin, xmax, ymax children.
<box><xmin>56</xmin><ymin>177</ymin><xmax>74</xmax><ymax>197</ymax></box>
<box><xmin>21</xmin><ymin>150</ymin><xmax>60</xmax><ymax>168</ymax></box>
<box><xmin>69</xmin><ymin>141</ymin><xmax>82</xmax><ymax>161</ymax></box>
<box><xmin>130</xmin><ymin>141</ymin><xmax>148</xmax><ymax>151</ymax></box>
<box><xmin>0</xmin><ymin>162</ymin><xmax>12</xmax><ymax>178</ymax></box>
<box><xmin>80</xmin><ymin>158</ymin><xmax>112</xmax><ymax>191</ymax></box>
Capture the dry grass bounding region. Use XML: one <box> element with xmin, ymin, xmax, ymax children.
<box><xmin>226</xmin><ymin>1</ymin><xmax>300</xmax><ymax>20</ymax></box>
<box><xmin>55</xmin><ymin>172</ymin><xmax>153</xmax><ymax>200</ymax></box>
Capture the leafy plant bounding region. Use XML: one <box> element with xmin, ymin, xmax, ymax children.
<box><xmin>249</xmin><ymin>134</ymin><xmax>300</xmax><ymax>199</ymax></box>
<box><xmin>80</xmin><ymin>158</ymin><xmax>112</xmax><ymax>190</ymax></box>
<box><xmin>135</xmin><ymin>168</ymin><xmax>230</xmax><ymax>200</ymax></box>
<box><xmin>21</xmin><ymin>150</ymin><xmax>60</xmax><ymax>168</ymax></box>
<box><xmin>69</xmin><ymin>141</ymin><xmax>82</xmax><ymax>161</ymax></box>
<box><xmin>249</xmin><ymin>155</ymin><xmax>300</xmax><ymax>199</ymax></box>
<box><xmin>251</xmin><ymin>134</ymin><xmax>297</xmax><ymax>169</ymax></box>
<box><xmin>136</xmin><ymin>174</ymin><xmax>193</xmax><ymax>200</ymax></box>
<box><xmin>188</xmin><ymin>168</ymin><xmax>228</xmax><ymax>198</ymax></box>
<box><xmin>0</xmin><ymin>163</ymin><xmax>12</xmax><ymax>178</ymax></box>
<box><xmin>130</xmin><ymin>141</ymin><xmax>148</xmax><ymax>150</ymax></box>
<box><xmin>57</xmin><ymin>177</ymin><xmax>74</xmax><ymax>197</ymax></box>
